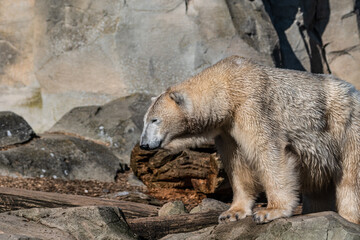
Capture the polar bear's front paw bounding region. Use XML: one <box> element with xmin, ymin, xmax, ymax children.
<box><xmin>218</xmin><ymin>208</ymin><xmax>250</xmax><ymax>223</ymax></box>
<box><xmin>253</xmin><ymin>209</ymin><xmax>291</xmax><ymax>224</ymax></box>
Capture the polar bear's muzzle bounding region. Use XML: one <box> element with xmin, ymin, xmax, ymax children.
<box><xmin>140</xmin><ymin>137</ymin><xmax>162</xmax><ymax>150</ymax></box>
<box><xmin>140</xmin><ymin>121</ymin><xmax>163</xmax><ymax>150</ymax></box>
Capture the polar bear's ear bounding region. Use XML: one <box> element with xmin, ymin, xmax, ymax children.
<box><xmin>169</xmin><ymin>91</ymin><xmax>184</xmax><ymax>105</ymax></box>
<box><xmin>169</xmin><ymin>91</ymin><xmax>192</xmax><ymax>112</ymax></box>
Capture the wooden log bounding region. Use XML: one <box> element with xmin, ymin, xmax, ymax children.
<box><xmin>0</xmin><ymin>187</ymin><xmax>159</xmax><ymax>219</ymax></box>
<box><xmin>130</xmin><ymin>143</ymin><xmax>231</xmax><ymax>195</ymax></box>
<box><xmin>127</xmin><ymin>210</ymin><xmax>222</xmax><ymax>239</ymax></box>
<box><xmin>127</xmin><ymin>205</ymin><xmax>303</xmax><ymax>239</ymax></box>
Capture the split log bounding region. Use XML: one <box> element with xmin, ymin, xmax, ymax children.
<box><xmin>130</xmin><ymin>143</ymin><xmax>231</xmax><ymax>196</ymax></box>
<box><xmin>127</xmin><ymin>205</ymin><xmax>303</xmax><ymax>239</ymax></box>
<box><xmin>0</xmin><ymin>187</ymin><xmax>159</xmax><ymax>219</ymax></box>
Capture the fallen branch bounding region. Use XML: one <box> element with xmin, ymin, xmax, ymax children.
<box><xmin>128</xmin><ymin>210</ymin><xmax>222</xmax><ymax>239</ymax></box>
<box><xmin>0</xmin><ymin>187</ymin><xmax>159</xmax><ymax>219</ymax></box>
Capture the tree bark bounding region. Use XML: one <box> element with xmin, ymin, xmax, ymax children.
<box><xmin>130</xmin><ymin>143</ymin><xmax>231</xmax><ymax>195</ymax></box>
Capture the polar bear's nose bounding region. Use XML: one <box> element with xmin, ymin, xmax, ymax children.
<box><xmin>140</xmin><ymin>143</ymin><xmax>150</xmax><ymax>150</ymax></box>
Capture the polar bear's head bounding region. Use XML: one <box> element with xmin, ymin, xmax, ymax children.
<box><xmin>140</xmin><ymin>90</ymin><xmax>192</xmax><ymax>150</ymax></box>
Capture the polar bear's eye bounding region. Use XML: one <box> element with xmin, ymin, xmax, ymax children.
<box><xmin>151</xmin><ymin>119</ymin><xmax>159</xmax><ymax>123</ymax></box>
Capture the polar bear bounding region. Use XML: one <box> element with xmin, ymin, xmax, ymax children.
<box><xmin>140</xmin><ymin>56</ymin><xmax>360</xmax><ymax>224</ymax></box>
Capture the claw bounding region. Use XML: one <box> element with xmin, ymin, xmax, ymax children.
<box><xmin>218</xmin><ymin>208</ymin><xmax>250</xmax><ymax>223</ymax></box>
<box><xmin>252</xmin><ymin>213</ymin><xmax>260</xmax><ymax>223</ymax></box>
<box><xmin>253</xmin><ymin>209</ymin><xmax>291</xmax><ymax>224</ymax></box>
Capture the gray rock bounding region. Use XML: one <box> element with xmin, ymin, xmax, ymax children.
<box><xmin>320</xmin><ymin>0</ymin><xmax>360</xmax><ymax>89</ymax></box>
<box><xmin>0</xmin><ymin>111</ymin><xmax>35</xmax><ymax>148</ymax></box>
<box><xmin>161</xmin><ymin>226</ymin><xmax>215</xmax><ymax>240</ymax></box>
<box><xmin>226</xmin><ymin>0</ymin><xmax>279</xmax><ymax>58</ymax></box>
<box><xmin>0</xmin><ymin>133</ymin><xmax>120</xmax><ymax>181</ymax></box>
<box><xmin>158</xmin><ymin>201</ymin><xmax>187</xmax><ymax>217</ymax></box>
<box><xmin>50</xmin><ymin>93</ymin><xmax>153</xmax><ymax>164</ymax></box>
<box><xmin>0</xmin><ymin>206</ymin><xmax>138</xmax><ymax>240</ymax></box>
<box><xmin>161</xmin><ymin>211</ymin><xmax>360</xmax><ymax>240</ymax></box>
<box><xmin>127</xmin><ymin>172</ymin><xmax>147</xmax><ymax>189</ymax></box>
<box><xmin>265</xmin><ymin>0</ymin><xmax>307</xmax><ymax>71</ymax></box>
<box><xmin>190</xmin><ymin>198</ymin><xmax>229</xmax><ymax>214</ymax></box>
<box><xmin>265</xmin><ymin>0</ymin><xmax>360</xmax><ymax>89</ymax></box>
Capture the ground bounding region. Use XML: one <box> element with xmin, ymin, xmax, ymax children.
<box><xmin>0</xmin><ymin>171</ymin><xmax>206</xmax><ymax>212</ymax></box>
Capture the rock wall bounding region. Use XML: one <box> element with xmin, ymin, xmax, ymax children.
<box><xmin>0</xmin><ymin>0</ymin><xmax>359</xmax><ymax>132</ymax></box>
<box><xmin>264</xmin><ymin>0</ymin><xmax>360</xmax><ymax>83</ymax></box>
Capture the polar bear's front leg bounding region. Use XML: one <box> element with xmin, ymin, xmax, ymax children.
<box><xmin>252</xmin><ymin>148</ymin><xmax>299</xmax><ymax>223</ymax></box>
<box><xmin>218</xmin><ymin>148</ymin><xmax>260</xmax><ymax>223</ymax></box>
<box><xmin>163</xmin><ymin>136</ymin><xmax>210</xmax><ymax>154</ymax></box>
<box><xmin>218</xmin><ymin>180</ymin><xmax>256</xmax><ymax>222</ymax></box>
<box><xmin>163</xmin><ymin>130</ymin><xmax>220</xmax><ymax>154</ymax></box>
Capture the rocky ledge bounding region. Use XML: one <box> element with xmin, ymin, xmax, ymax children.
<box><xmin>162</xmin><ymin>211</ymin><xmax>360</xmax><ymax>240</ymax></box>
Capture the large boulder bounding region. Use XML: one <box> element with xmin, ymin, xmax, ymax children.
<box><xmin>0</xmin><ymin>133</ymin><xmax>120</xmax><ymax>181</ymax></box>
<box><xmin>0</xmin><ymin>111</ymin><xmax>35</xmax><ymax>148</ymax></box>
<box><xmin>0</xmin><ymin>206</ymin><xmax>138</xmax><ymax>240</ymax></box>
<box><xmin>161</xmin><ymin>211</ymin><xmax>360</xmax><ymax>240</ymax></box>
<box><xmin>50</xmin><ymin>93</ymin><xmax>152</xmax><ymax>164</ymax></box>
